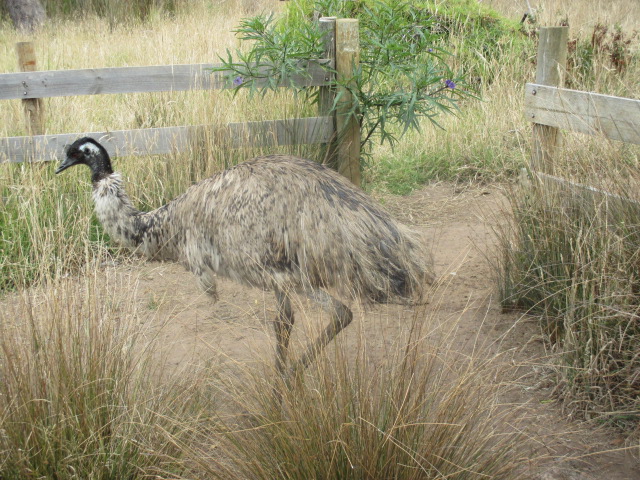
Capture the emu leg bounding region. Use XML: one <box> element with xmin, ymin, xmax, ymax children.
<box><xmin>293</xmin><ymin>289</ymin><xmax>353</xmax><ymax>372</ymax></box>
<box><xmin>274</xmin><ymin>288</ymin><xmax>294</xmax><ymax>377</ymax></box>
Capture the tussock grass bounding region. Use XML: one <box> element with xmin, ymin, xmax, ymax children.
<box><xmin>485</xmin><ymin>1</ymin><xmax>640</xmax><ymax>433</ymax></box>
<box><xmin>185</xmin><ymin>296</ymin><xmax>528</xmax><ymax>479</ymax></box>
<box><xmin>0</xmin><ymin>283</ymin><xmax>521</xmax><ymax>477</ymax></box>
<box><xmin>495</xmin><ymin>138</ymin><xmax>640</xmax><ymax>428</ymax></box>
<box><xmin>0</xmin><ymin>272</ymin><xmax>530</xmax><ymax>478</ymax></box>
<box><xmin>0</xmin><ymin>273</ymin><xmax>215</xmax><ymax>479</ymax></box>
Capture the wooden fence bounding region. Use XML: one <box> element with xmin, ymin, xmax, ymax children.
<box><xmin>526</xmin><ymin>26</ymin><xmax>640</xmax><ymax>200</ymax></box>
<box><xmin>0</xmin><ymin>17</ymin><xmax>363</xmax><ymax>185</ymax></box>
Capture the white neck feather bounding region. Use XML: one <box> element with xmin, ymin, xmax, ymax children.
<box><xmin>91</xmin><ymin>173</ymin><xmax>179</xmax><ymax>261</ymax></box>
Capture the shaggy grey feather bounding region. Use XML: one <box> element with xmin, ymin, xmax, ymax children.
<box><xmin>56</xmin><ymin>137</ymin><xmax>434</xmax><ymax>376</ymax></box>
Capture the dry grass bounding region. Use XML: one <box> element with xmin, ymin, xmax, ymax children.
<box><xmin>1</xmin><ymin>0</ymin><xmax>640</xmax><ymax>476</ymax></box>
<box><xmin>486</xmin><ymin>0</ymin><xmax>639</xmax><ymax>34</ymax></box>
<box><xmin>483</xmin><ymin>1</ymin><xmax>640</xmax><ymax>431</ymax></box>
<box><xmin>208</xmin><ymin>311</ymin><xmax>526</xmax><ymax>479</ymax></box>
<box><xmin>0</xmin><ymin>264</ymin><xmax>530</xmax><ymax>478</ymax></box>
<box><xmin>0</xmin><ymin>272</ymin><xmax>217</xmax><ymax>478</ymax></box>
<box><xmin>495</xmin><ymin>138</ymin><xmax>640</xmax><ymax>424</ymax></box>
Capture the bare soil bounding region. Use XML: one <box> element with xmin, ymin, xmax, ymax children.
<box><xmin>11</xmin><ymin>183</ymin><xmax>640</xmax><ymax>478</ymax></box>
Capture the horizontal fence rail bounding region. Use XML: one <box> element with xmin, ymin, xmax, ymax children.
<box><xmin>526</xmin><ymin>26</ymin><xmax>640</xmax><ymax>212</ymax></box>
<box><xmin>0</xmin><ymin>60</ymin><xmax>333</xmax><ymax>100</ymax></box>
<box><xmin>0</xmin><ymin>17</ymin><xmax>364</xmax><ymax>184</ymax></box>
<box><xmin>0</xmin><ymin>58</ymin><xmax>336</xmax><ymax>164</ymax></box>
<box><xmin>0</xmin><ymin>116</ymin><xmax>334</xmax><ymax>163</ymax></box>
<box><xmin>525</xmin><ymin>83</ymin><xmax>640</xmax><ymax>145</ymax></box>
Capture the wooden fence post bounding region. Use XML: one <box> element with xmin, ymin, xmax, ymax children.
<box><xmin>16</xmin><ymin>42</ymin><xmax>44</xmax><ymax>136</ymax></box>
<box><xmin>531</xmin><ymin>27</ymin><xmax>568</xmax><ymax>173</ymax></box>
<box><xmin>335</xmin><ymin>18</ymin><xmax>361</xmax><ymax>186</ymax></box>
<box><xmin>318</xmin><ymin>16</ymin><xmax>337</xmax><ymax>168</ymax></box>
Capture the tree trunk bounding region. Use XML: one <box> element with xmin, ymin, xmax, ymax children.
<box><xmin>5</xmin><ymin>0</ymin><xmax>46</xmax><ymax>32</ymax></box>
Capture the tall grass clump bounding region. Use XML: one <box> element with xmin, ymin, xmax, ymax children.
<box><xmin>496</xmin><ymin>144</ymin><xmax>640</xmax><ymax>429</ymax></box>
<box><xmin>0</xmin><ymin>274</ymin><xmax>213</xmax><ymax>479</ymax></box>
<box><xmin>204</xmin><ymin>305</ymin><xmax>527</xmax><ymax>479</ymax></box>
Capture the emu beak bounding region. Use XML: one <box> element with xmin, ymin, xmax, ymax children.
<box><xmin>55</xmin><ymin>156</ymin><xmax>75</xmax><ymax>174</ymax></box>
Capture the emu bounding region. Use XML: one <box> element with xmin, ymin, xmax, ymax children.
<box><xmin>56</xmin><ymin>137</ymin><xmax>433</xmax><ymax>376</ymax></box>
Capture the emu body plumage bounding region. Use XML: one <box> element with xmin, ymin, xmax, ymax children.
<box><xmin>57</xmin><ymin>137</ymin><xmax>433</xmax><ymax>374</ymax></box>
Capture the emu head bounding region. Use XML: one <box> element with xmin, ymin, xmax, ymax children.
<box><xmin>55</xmin><ymin>137</ymin><xmax>114</xmax><ymax>183</ymax></box>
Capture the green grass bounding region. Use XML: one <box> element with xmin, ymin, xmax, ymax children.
<box><xmin>0</xmin><ymin>162</ymin><xmax>110</xmax><ymax>290</ymax></box>
<box><xmin>365</xmin><ymin>91</ymin><xmax>529</xmax><ymax>193</ymax></box>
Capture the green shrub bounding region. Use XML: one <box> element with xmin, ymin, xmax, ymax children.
<box><xmin>287</xmin><ymin>0</ymin><xmax>530</xmax><ymax>85</ymax></box>
<box><xmin>217</xmin><ymin>0</ymin><xmax>476</xmax><ymax>157</ymax></box>
<box><xmin>221</xmin><ymin>0</ymin><xmax>530</xmax><ymax>190</ymax></box>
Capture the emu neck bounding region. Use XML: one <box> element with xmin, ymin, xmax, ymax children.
<box><xmin>91</xmin><ymin>164</ymin><xmax>113</xmax><ymax>184</ymax></box>
<box><xmin>92</xmin><ymin>173</ymin><xmax>177</xmax><ymax>261</ymax></box>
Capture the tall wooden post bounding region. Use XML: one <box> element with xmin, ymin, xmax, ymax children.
<box><xmin>16</xmin><ymin>42</ymin><xmax>44</xmax><ymax>136</ymax></box>
<box><xmin>318</xmin><ymin>16</ymin><xmax>337</xmax><ymax>169</ymax></box>
<box><xmin>531</xmin><ymin>27</ymin><xmax>568</xmax><ymax>173</ymax></box>
<box><xmin>335</xmin><ymin>18</ymin><xmax>361</xmax><ymax>187</ymax></box>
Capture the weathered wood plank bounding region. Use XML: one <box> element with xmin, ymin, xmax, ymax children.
<box><xmin>0</xmin><ymin>60</ymin><xmax>333</xmax><ymax>100</ymax></box>
<box><xmin>16</xmin><ymin>42</ymin><xmax>44</xmax><ymax>135</ymax></box>
<box><xmin>530</xmin><ymin>26</ymin><xmax>568</xmax><ymax>173</ymax></box>
<box><xmin>0</xmin><ymin>116</ymin><xmax>334</xmax><ymax>163</ymax></box>
<box><xmin>335</xmin><ymin>18</ymin><xmax>361</xmax><ymax>186</ymax></box>
<box><xmin>534</xmin><ymin>171</ymin><xmax>640</xmax><ymax>223</ymax></box>
<box><xmin>525</xmin><ymin>83</ymin><xmax>640</xmax><ymax>145</ymax></box>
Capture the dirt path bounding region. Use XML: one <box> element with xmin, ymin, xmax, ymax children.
<box><xmin>8</xmin><ymin>183</ymin><xmax>637</xmax><ymax>478</ymax></box>
<box><xmin>122</xmin><ymin>183</ymin><xmax>637</xmax><ymax>479</ymax></box>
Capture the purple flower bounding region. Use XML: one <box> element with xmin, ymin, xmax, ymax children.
<box><xmin>445</xmin><ymin>79</ymin><xmax>456</xmax><ymax>89</ymax></box>
<box><xmin>233</xmin><ymin>76</ymin><xmax>244</xmax><ymax>87</ymax></box>
<box><xmin>428</xmin><ymin>48</ymin><xmax>433</xmax><ymax>53</ymax></box>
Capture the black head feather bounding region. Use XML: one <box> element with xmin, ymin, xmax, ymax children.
<box><xmin>55</xmin><ymin>137</ymin><xmax>114</xmax><ymax>183</ymax></box>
